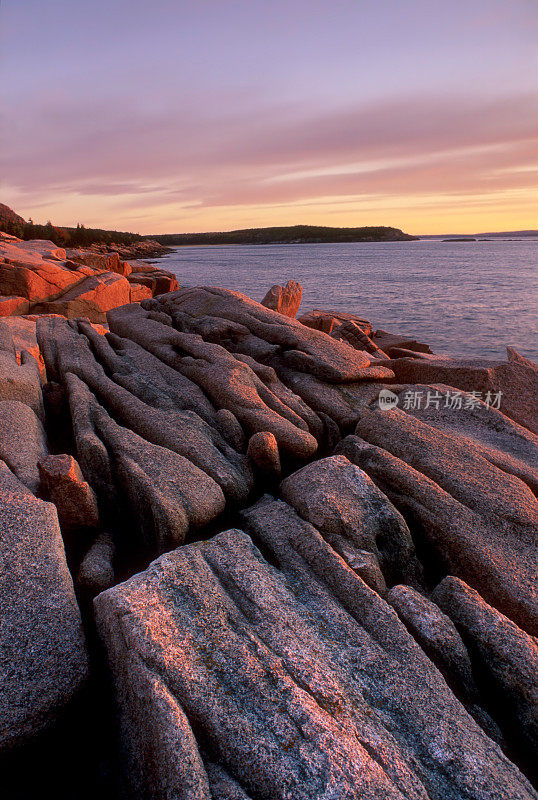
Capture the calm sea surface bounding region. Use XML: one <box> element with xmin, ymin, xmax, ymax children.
<box><xmin>158</xmin><ymin>239</ymin><xmax>538</xmax><ymax>360</ymax></box>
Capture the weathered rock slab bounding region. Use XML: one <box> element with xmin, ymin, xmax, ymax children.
<box><xmin>0</xmin><ymin>462</ymin><xmax>88</xmax><ymax>751</ymax></box>
<box><xmin>433</xmin><ymin>576</ymin><xmax>538</xmax><ymax>767</ymax></box>
<box><xmin>0</xmin><ymin>400</ymin><xmax>48</xmax><ymax>493</ymax></box>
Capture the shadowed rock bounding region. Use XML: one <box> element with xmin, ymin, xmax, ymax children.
<box><xmin>77</xmin><ymin>532</ymin><xmax>116</xmax><ymax>595</ymax></box>
<box><xmin>94</xmin><ymin>525</ymin><xmax>536</xmax><ymax>800</ymax></box>
<box><xmin>0</xmin><ymin>461</ymin><xmax>88</xmax><ymax>751</ymax></box>
<box><xmin>387</xmin><ymin>584</ymin><xmax>500</xmax><ymax>741</ymax></box>
<box><xmin>246</xmin><ymin>431</ymin><xmax>281</xmax><ymax>478</ymax></box>
<box><xmin>433</xmin><ymin>576</ymin><xmax>538</xmax><ymax>768</ymax></box>
<box><xmin>37</xmin><ymin>316</ymin><xmax>253</xmax><ymax>504</ymax></box>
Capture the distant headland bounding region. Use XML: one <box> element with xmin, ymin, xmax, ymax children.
<box><xmin>152</xmin><ymin>224</ymin><xmax>419</xmax><ymax>246</ymax></box>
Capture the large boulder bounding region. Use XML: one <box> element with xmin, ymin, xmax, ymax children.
<box><xmin>144</xmin><ymin>286</ymin><xmax>374</xmax><ymax>381</ymax></box>
<box><xmin>107</xmin><ymin>303</ymin><xmax>320</xmax><ymax>459</ymax></box>
<box><xmin>94</xmin><ymin>524</ymin><xmax>536</xmax><ymax>800</ymax></box>
<box><xmin>0</xmin><ymin>461</ymin><xmax>88</xmax><ymax>751</ymax></box>
<box><xmin>261</xmin><ymin>279</ymin><xmax>302</xmax><ymax>317</ymax></box>
<box><xmin>127</xmin><ymin>269</ymin><xmax>179</xmax><ymax>296</ymax></box>
<box><xmin>129</xmin><ymin>282</ymin><xmax>153</xmax><ymax>302</ymax></box>
<box><xmin>280</xmin><ymin>455</ymin><xmax>421</xmax><ymax>587</ymax></box>
<box><xmin>66</xmin><ymin>249</ymin><xmax>131</xmax><ymax>276</ymax></box>
<box><xmin>0</xmin><ymin>240</ymin><xmax>84</xmax><ymax>301</ymax></box>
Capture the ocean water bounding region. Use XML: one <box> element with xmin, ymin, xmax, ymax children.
<box><xmin>158</xmin><ymin>239</ymin><xmax>538</xmax><ymax>360</ymax></box>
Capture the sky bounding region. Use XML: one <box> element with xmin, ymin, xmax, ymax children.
<box><xmin>1</xmin><ymin>0</ymin><xmax>537</xmax><ymax>234</ymax></box>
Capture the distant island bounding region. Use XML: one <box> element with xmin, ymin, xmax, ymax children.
<box><xmin>153</xmin><ymin>224</ymin><xmax>419</xmax><ymax>246</ymax></box>
<box><xmin>421</xmin><ymin>229</ymin><xmax>538</xmax><ymax>240</ymax></box>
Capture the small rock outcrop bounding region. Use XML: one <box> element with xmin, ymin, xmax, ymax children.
<box><xmin>261</xmin><ymin>279</ymin><xmax>302</xmax><ymax>317</ymax></box>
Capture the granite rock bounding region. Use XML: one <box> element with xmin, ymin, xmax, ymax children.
<box><xmin>0</xmin><ymin>400</ymin><xmax>48</xmax><ymax>493</ymax></box>
<box><xmin>0</xmin><ymin>461</ymin><xmax>88</xmax><ymax>751</ymax></box>
<box><xmin>95</xmin><ymin>524</ymin><xmax>536</xmax><ymax>800</ymax></box>
<box><xmin>261</xmin><ymin>279</ymin><xmax>302</xmax><ymax>318</ymax></box>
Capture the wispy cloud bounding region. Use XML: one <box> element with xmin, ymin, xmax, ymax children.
<box><xmin>2</xmin><ymin>91</ymin><xmax>537</xmax><ymax>232</ymax></box>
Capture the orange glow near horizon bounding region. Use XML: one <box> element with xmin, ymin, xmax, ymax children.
<box><xmin>6</xmin><ymin>185</ymin><xmax>537</xmax><ymax>237</ymax></box>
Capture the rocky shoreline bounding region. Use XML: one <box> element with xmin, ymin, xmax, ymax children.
<box><xmin>0</xmin><ymin>238</ymin><xmax>536</xmax><ymax>799</ymax></box>
<box><xmin>0</xmin><ymin>233</ymin><xmax>178</xmax><ymax>322</ymax></box>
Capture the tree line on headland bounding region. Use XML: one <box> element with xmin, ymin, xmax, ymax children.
<box><xmin>0</xmin><ymin>204</ymin><xmax>143</xmax><ymax>248</ymax></box>
<box><xmin>1</xmin><ymin>204</ymin><xmax>418</xmax><ymax>247</ymax></box>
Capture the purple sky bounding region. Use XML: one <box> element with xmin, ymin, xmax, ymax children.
<box><xmin>1</xmin><ymin>0</ymin><xmax>537</xmax><ymax>233</ymax></box>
